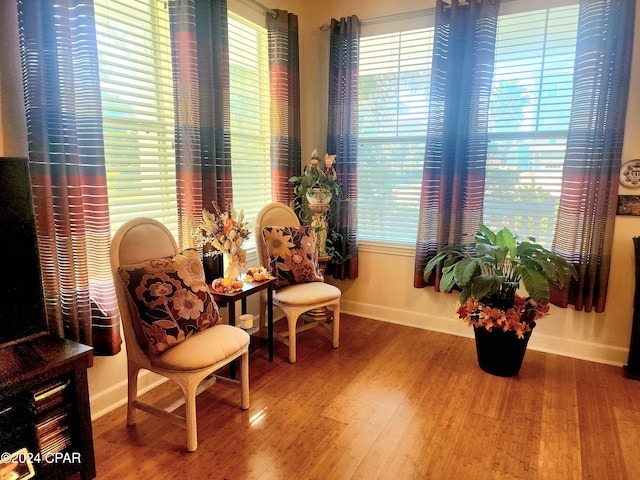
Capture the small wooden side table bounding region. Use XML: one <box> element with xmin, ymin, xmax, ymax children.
<box><xmin>210</xmin><ymin>277</ymin><xmax>274</xmax><ymax>362</ymax></box>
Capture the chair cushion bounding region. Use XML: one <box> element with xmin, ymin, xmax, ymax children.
<box><xmin>262</xmin><ymin>225</ymin><xmax>323</xmax><ymax>289</ymax></box>
<box><xmin>118</xmin><ymin>248</ymin><xmax>221</xmax><ymax>355</ymax></box>
<box><xmin>151</xmin><ymin>324</ymin><xmax>249</xmax><ymax>370</ymax></box>
<box><xmin>273</xmin><ymin>282</ymin><xmax>341</xmax><ymax>305</ymax></box>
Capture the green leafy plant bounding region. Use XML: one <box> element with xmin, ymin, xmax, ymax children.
<box><xmin>289</xmin><ymin>152</ymin><xmax>342</xmax><ymax>201</ymax></box>
<box><xmin>324</xmin><ymin>226</ymin><xmax>350</xmax><ymax>265</ymax></box>
<box><xmin>424</xmin><ymin>224</ymin><xmax>578</xmax><ymax>338</ymax></box>
<box><xmin>424</xmin><ymin>224</ymin><xmax>578</xmax><ymax>310</ymax></box>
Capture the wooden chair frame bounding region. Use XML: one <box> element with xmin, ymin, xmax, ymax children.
<box><xmin>110</xmin><ymin>218</ymin><xmax>249</xmax><ymax>452</ymax></box>
<box><xmin>256</xmin><ymin>203</ymin><xmax>341</xmax><ymax>363</ymax></box>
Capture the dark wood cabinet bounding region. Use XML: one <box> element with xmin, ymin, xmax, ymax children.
<box><xmin>626</xmin><ymin>237</ymin><xmax>640</xmax><ymax>379</ymax></box>
<box><xmin>0</xmin><ymin>336</ymin><xmax>95</xmax><ymax>479</ymax></box>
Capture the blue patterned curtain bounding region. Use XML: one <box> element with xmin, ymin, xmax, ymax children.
<box><xmin>19</xmin><ymin>0</ymin><xmax>121</xmax><ymax>356</ymax></box>
<box><xmin>267</xmin><ymin>10</ymin><xmax>302</xmax><ymax>204</ymax></box>
<box><xmin>169</xmin><ymin>0</ymin><xmax>232</xmax><ymax>246</ymax></box>
<box><xmin>327</xmin><ymin>16</ymin><xmax>360</xmax><ymax>280</ymax></box>
<box><xmin>414</xmin><ymin>0</ymin><xmax>499</xmax><ymax>289</ymax></box>
<box><xmin>551</xmin><ymin>0</ymin><xmax>635</xmax><ymax>312</ymax></box>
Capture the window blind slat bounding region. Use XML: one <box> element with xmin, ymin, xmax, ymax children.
<box><xmin>358</xmin><ymin>24</ymin><xmax>434</xmax><ymax>244</ymax></box>
<box><xmin>484</xmin><ymin>5</ymin><xmax>579</xmax><ymax>247</ymax></box>
<box><xmin>228</xmin><ymin>11</ymin><xmax>271</xmax><ymax>255</ymax></box>
<box><xmin>95</xmin><ymin>0</ymin><xmax>178</xmax><ymax>235</ymax></box>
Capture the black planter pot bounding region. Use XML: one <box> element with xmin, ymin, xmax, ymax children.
<box><xmin>473</xmin><ymin>326</ymin><xmax>533</xmax><ymax>377</ymax></box>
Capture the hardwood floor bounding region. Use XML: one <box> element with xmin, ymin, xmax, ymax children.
<box><xmin>91</xmin><ymin>314</ymin><xmax>640</xmax><ymax>479</ymax></box>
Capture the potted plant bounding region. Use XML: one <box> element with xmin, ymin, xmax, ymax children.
<box><xmin>289</xmin><ymin>149</ymin><xmax>342</xmax><ymax>204</ymax></box>
<box><xmin>289</xmin><ymin>149</ymin><xmax>349</xmax><ymax>265</ymax></box>
<box><xmin>423</xmin><ymin>224</ymin><xmax>578</xmax><ymax>376</ymax></box>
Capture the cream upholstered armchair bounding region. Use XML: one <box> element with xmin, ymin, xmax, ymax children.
<box><xmin>110</xmin><ymin>218</ymin><xmax>249</xmax><ymax>452</ymax></box>
<box><xmin>256</xmin><ymin>202</ymin><xmax>341</xmax><ymax>363</ymax></box>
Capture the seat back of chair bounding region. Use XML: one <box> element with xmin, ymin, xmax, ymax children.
<box><xmin>110</xmin><ymin>218</ymin><xmax>179</xmax><ymax>366</ymax></box>
<box><xmin>255</xmin><ymin>202</ymin><xmax>300</xmax><ymax>267</ymax></box>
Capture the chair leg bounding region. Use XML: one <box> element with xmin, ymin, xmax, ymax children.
<box><xmin>180</xmin><ymin>381</ymin><xmax>199</xmax><ymax>452</ymax></box>
<box><xmin>332</xmin><ymin>303</ymin><xmax>340</xmax><ymax>349</ymax></box>
<box><xmin>240</xmin><ymin>351</ymin><xmax>249</xmax><ymax>409</ymax></box>
<box><xmin>288</xmin><ymin>313</ymin><xmax>301</xmax><ymax>363</ymax></box>
<box><xmin>127</xmin><ymin>362</ymin><xmax>140</xmax><ymax>426</ymax></box>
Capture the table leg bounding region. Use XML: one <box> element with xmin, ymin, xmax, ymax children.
<box><xmin>267</xmin><ymin>285</ymin><xmax>273</xmax><ymax>362</ymax></box>
<box><xmin>228</xmin><ymin>299</ymin><xmax>237</xmax><ymax>379</ymax></box>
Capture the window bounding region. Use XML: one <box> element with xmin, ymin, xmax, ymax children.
<box><xmin>358</xmin><ymin>18</ymin><xmax>435</xmax><ymax>245</ymax></box>
<box><xmin>357</xmin><ymin>3</ymin><xmax>579</xmax><ymax>248</ymax></box>
<box><xmin>94</xmin><ymin>0</ymin><xmax>178</xmax><ymax>236</ymax></box>
<box><xmin>484</xmin><ymin>5</ymin><xmax>579</xmax><ymax>247</ymax></box>
<box><xmin>227</xmin><ymin>10</ymin><xmax>271</xmax><ymax>255</ymax></box>
<box><xmin>94</xmin><ymin>1</ymin><xmax>272</xmax><ymax>253</ymax></box>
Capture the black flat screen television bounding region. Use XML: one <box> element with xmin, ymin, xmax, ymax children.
<box><xmin>0</xmin><ymin>157</ymin><xmax>49</xmax><ymax>348</ymax></box>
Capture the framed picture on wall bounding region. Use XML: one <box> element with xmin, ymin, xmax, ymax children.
<box><xmin>618</xmin><ymin>195</ymin><xmax>640</xmax><ymax>216</ymax></box>
<box><xmin>620</xmin><ymin>159</ymin><xmax>640</xmax><ymax>188</ymax></box>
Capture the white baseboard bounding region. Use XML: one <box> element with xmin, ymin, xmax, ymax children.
<box><xmin>526</xmin><ymin>332</ymin><xmax>629</xmax><ymax>367</ymax></box>
<box><xmin>90</xmin><ymin>370</ymin><xmax>168</xmax><ymax>421</ymax></box>
<box><xmin>339</xmin><ymin>299</ymin><xmax>629</xmax><ymax>367</ymax></box>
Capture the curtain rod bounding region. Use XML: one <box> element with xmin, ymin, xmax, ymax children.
<box><xmin>242</xmin><ymin>0</ymin><xmax>278</xmax><ymax>18</ymax></box>
<box><xmin>319</xmin><ymin>0</ymin><xmax>520</xmax><ymax>31</ymax></box>
<box><xmin>320</xmin><ymin>8</ymin><xmax>435</xmax><ymax>31</ymax></box>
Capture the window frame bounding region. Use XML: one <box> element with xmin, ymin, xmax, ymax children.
<box><xmin>483</xmin><ymin>4</ymin><xmax>580</xmax><ymax>247</ymax></box>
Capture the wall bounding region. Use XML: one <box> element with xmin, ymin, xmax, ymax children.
<box><xmin>0</xmin><ymin>1</ymin><xmax>27</xmax><ymax>156</ymax></box>
<box><xmin>1</xmin><ymin>0</ymin><xmax>638</xmax><ymax>420</ymax></box>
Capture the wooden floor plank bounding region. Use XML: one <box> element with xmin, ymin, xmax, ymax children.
<box><xmin>615</xmin><ymin>407</ymin><xmax>640</xmax><ymax>480</ymax></box>
<box><xmin>91</xmin><ymin>314</ymin><xmax>640</xmax><ymax>479</ymax></box>
<box><xmin>577</xmin><ymin>381</ymin><xmax>628</xmax><ymax>480</ymax></box>
<box><xmin>537</xmin><ymin>353</ymin><xmax>582</xmax><ymax>480</ymax></box>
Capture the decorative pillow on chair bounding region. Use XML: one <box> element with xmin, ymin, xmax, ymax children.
<box><xmin>118</xmin><ymin>248</ymin><xmax>221</xmax><ymax>355</ymax></box>
<box><xmin>262</xmin><ymin>225</ymin><xmax>323</xmax><ymax>289</ymax></box>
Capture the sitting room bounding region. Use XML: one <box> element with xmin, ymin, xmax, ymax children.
<box><xmin>1</xmin><ymin>0</ymin><xmax>640</xmax><ymax>479</ymax></box>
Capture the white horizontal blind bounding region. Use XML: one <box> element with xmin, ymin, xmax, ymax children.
<box><xmin>228</xmin><ymin>11</ymin><xmax>271</xmax><ymax>255</ymax></box>
<box><xmin>358</xmin><ymin>24</ymin><xmax>435</xmax><ymax>245</ymax></box>
<box><xmin>94</xmin><ymin>0</ymin><xmax>178</xmax><ymax>237</ymax></box>
<box><xmin>484</xmin><ymin>5</ymin><xmax>579</xmax><ymax>247</ymax></box>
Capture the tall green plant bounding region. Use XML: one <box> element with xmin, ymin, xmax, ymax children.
<box><xmin>423</xmin><ymin>224</ymin><xmax>577</xmax><ymax>307</ymax></box>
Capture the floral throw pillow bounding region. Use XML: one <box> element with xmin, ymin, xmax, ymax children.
<box><xmin>118</xmin><ymin>248</ymin><xmax>221</xmax><ymax>355</ymax></box>
<box><xmin>262</xmin><ymin>225</ymin><xmax>323</xmax><ymax>289</ymax></box>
